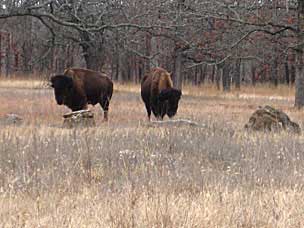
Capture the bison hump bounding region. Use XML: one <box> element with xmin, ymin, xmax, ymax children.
<box><xmin>150</xmin><ymin>67</ymin><xmax>173</xmax><ymax>93</ymax></box>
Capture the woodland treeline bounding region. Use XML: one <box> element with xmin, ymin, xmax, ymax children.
<box><xmin>0</xmin><ymin>1</ymin><xmax>304</xmax><ymax>105</ymax></box>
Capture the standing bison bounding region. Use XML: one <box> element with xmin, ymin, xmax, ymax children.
<box><xmin>141</xmin><ymin>67</ymin><xmax>182</xmax><ymax>120</ymax></box>
<box><xmin>50</xmin><ymin>68</ymin><xmax>113</xmax><ymax>121</ymax></box>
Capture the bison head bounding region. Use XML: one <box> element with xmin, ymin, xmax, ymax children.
<box><xmin>50</xmin><ymin>75</ymin><xmax>73</xmax><ymax>105</ymax></box>
<box><xmin>159</xmin><ymin>88</ymin><xmax>182</xmax><ymax>118</ymax></box>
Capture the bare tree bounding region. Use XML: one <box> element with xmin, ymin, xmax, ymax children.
<box><xmin>0</xmin><ymin>0</ymin><xmax>303</xmax><ymax>109</ymax></box>
<box><xmin>295</xmin><ymin>0</ymin><xmax>304</xmax><ymax>108</ymax></box>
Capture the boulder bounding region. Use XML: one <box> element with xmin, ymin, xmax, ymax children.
<box><xmin>244</xmin><ymin>105</ymin><xmax>300</xmax><ymax>134</ymax></box>
<box><xmin>63</xmin><ymin>110</ymin><xmax>95</xmax><ymax>128</ymax></box>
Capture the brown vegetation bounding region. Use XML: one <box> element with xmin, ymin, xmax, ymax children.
<box><xmin>0</xmin><ymin>79</ymin><xmax>304</xmax><ymax>227</ymax></box>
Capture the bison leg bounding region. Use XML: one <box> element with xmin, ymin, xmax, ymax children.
<box><xmin>151</xmin><ymin>96</ymin><xmax>162</xmax><ymax>120</ymax></box>
<box><xmin>144</xmin><ymin>103</ymin><xmax>152</xmax><ymax>121</ymax></box>
<box><xmin>159</xmin><ymin>102</ymin><xmax>168</xmax><ymax>120</ymax></box>
<box><xmin>151</xmin><ymin>104</ymin><xmax>161</xmax><ymax>120</ymax></box>
<box><xmin>99</xmin><ymin>96</ymin><xmax>110</xmax><ymax>121</ymax></box>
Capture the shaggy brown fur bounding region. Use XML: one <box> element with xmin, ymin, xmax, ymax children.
<box><xmin>51</xmin><ymin>68</ymin><xmax>113</xmax><ymax>121</ymax></box>
<box><xmin>141</xmin><ymin>67</ymin><xmax>181</xmax><ymax>120</ymax></box>
<box><xmin>150</xmin><ymin>67</ymin><xmax>174</xmax><ymax>98</ymax></box>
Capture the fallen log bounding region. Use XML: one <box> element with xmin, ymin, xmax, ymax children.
<box><xmin>63</xmin><ymin>110</ymin><xmax>95</xmax><ymax>128</ymax></box>
<box><xmin>63</xmin><ymin>109</ymin><xmax>93</xmax><ymax>119</ymax></box>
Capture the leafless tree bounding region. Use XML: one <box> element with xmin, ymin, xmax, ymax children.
<box><xmin>0</xmin><ymin>0</ymin><xmax>303</xmax><ymax>108</ymax></box>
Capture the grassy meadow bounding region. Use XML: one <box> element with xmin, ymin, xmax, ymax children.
<box><xmin>0</xmin><ymin>78</ymin><xmax>304</xmax><ymax>227</ymax></box>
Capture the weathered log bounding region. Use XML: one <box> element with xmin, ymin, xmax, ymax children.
<box><xmin>63</xmin><ymin>110</ymin><xmax>95</xmax><ymax>128</ymax></box>
<box><xmin>244</xmin><ymin>105</ymin><xmax>301</xmax><ymax>134</ymax></box>
<box><xmin>63</xmin><ymin>109</ymin><xmax>93</xmax><ymax>118</ymax></box>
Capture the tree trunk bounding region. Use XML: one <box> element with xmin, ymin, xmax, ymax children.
<box><xmin>110</xmin><ymin>58</ymin><xmax>114</xmax><ymax>79</ymax></box>
<box><xmin>194</xmin><ymin>66</ymin><xmax>199</xmax><ymax>85</ymax></box>
<box><xmin>174</xmin><ymin>48</ymin><xmax>183</xmax><ymax>90</ymax></box>
<box><xmin>138</xmin><ymin>59</ymin><xmax>144</xmax><ymax>81</ymax></box>
<box><xmin>5</xmin><ymin>34</ymin><xmax>11</xmax><ymax>77</ymax></box>
<box><xmin>201</xmin><ymin>64</ymin><xmax>207</xmax><ymax>84</ymax></box>
<box><xmin>215</xmin><ymin>65</ymin><xmax>221</xmax><ymax>90</ymax></box>
<box><xmin>0</xmin><ymin>33</ymin><xmax>2</xmax><ymax>76</ymax></box>
<box><xmin>284</xmin><ymin>61</ymin><xmax>290</xmax><ymax>85</ymax></box>
<box><xmin>131</xmin><ymin>56</ymin><xmax>137</xmax><ymax>83</ymax></box>
<box><xmin>295</xmin><ymin>0</ymin><xmax>304</xmax><ymax>108</ymax></box>
<box><xmin>65</xmin><ymin>43</ymin><xmax>74</xmax><ymax>69</ymax></box>
<box><xmin>271</xmin><ymin>59</ymin><xmax>279</xmax><ymax>87</ymax></box>
<box><xmin>241</xmin><ymin>61</ymin><xmax>246</xmax><ymax>83</ymax></box>
<box><xmin>271</xmin><ymin>56</ymin><xmax>278</xmax><ymax>87</ymax></box>
<box><xmin>150</xmin><ymin>36</ymin><xmax>159</xmax><ymax>67</ymax></box>
<box><xmin>222</xmin><ymin>62</ymin><xmax>231</xmax><ymax>92</ymax></box>
<box><xmin>118</xmin><ymin>52</ymin><xmax>125</xmax><ymax>82</ymax></box>
<box><xmin>295</xmin><ymin>57</ymin><xmax>304</xmax><ymax>108</ymax></box>
<box><xmin>82</xmin><ymin>46</ymin><xmax>104</xmax><ymax>71</ymax></box>
<box><xmin>234</xmin><ymin>58</ymin><xmax>241</xmax><ymax>90</ymax></box>
<box><xmin>251</xmin><ymin>66</ymin><xmax>256</xmax><ymax>86</ymax></box>
<box><xmin>145</xmin><ymin>33</ymin><xmax>151</xmax><ymax>73</ymax></box>
<box><xmin>80</xmin><ymin>31</ymin><xmax>105</xmax><ymax>71</ymax></box>
<box><xmin>173</xmin><ymin>0</ymin><xmax>184</xmax><ymax>90</ymax></box>
<box><xmin>211</xmin><ymin>65</ymin><xmax>215</xmax><ymax>83</ymax></box>
<box><xmin>290</xmin><ymin>65</ymin><xmax>296</xmax><ymax>84</ymax></box>
<box><xmin>21</xmin><ymin>16</ymin><xmax>33</xmax><ymax>74</ymax></box>
<box><xmin>114</xmin><ymin>32</ymin><xmax>120</xmax><ymax>81</ymax></box>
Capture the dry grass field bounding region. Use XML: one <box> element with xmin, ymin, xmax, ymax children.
<box><xmin>0</xmin><ymin>78</ymin><xmax>304</xmax><ymax>227</ymax></box>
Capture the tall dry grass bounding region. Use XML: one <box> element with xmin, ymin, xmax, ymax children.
<box><xmin>0</xmin><ymin>80</ymin><xmax>303</xmax><ymax>227</ymax></box>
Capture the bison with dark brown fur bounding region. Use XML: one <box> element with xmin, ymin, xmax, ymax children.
<box><xmin>141</xmin><ymin>67</ymin><xmax>182</xmax><ymax>120</ymax></box>
<box><xmin>50</xmin><ymin>68</ymin><xmax>113</xmax><ymax>121</ymax></box>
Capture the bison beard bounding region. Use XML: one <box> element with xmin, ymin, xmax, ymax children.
<box><xmin>50</xmin><ymin>68</ymin><xmax>113</xmax><ymax>121</ymax></box>
<box><xmin>141</xmin><ymin>67</ymin><xmax>182</xmax><ymax>120</ymax></box>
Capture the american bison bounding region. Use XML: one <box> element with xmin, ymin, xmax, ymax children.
<box><xmin>141</xmin><ymin>67</ymin><xmax>182</xmax><ymax>120</ymax></box>
<box><xmin>50</xmin><ymin>68</ymin><xmax>113</xmax><ymax>121</ymax></box>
